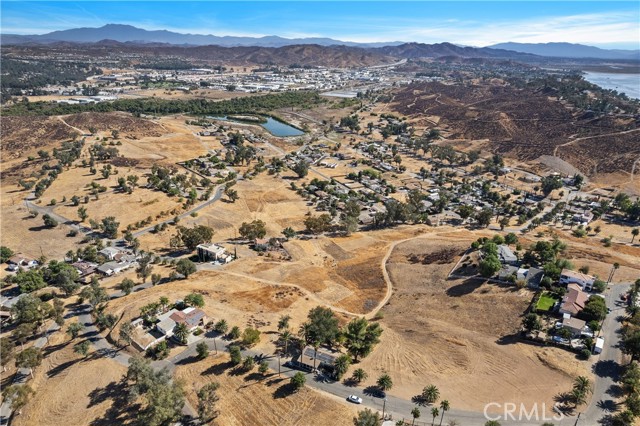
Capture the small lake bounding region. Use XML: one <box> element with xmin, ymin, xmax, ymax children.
<box><xmin>583</xmin><ymin>72</ymin><xmax>640</xmax><ymax>99</ymax></box>
<box><xmin>208</xmin><ymin>115</ymin><xmax>304</xmax><ymax>137</ymax></box>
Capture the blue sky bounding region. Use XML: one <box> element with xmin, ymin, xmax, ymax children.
<box><xmin>2</xmin><ymin>1</ymin><xmax>639</xmax><ymax>48</ymax></box>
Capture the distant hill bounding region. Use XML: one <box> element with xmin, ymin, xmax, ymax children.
<box><xmin>0</xmin><ymin>24</ymin><xmax>403</xmax><ymax>48</ymax></box>
<box><xmin>489</xmin><ymin>42</ymin><xmax>640</xmax><ymax>61</ymax></box>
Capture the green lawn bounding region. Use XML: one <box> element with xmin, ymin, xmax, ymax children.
<box><xmin>536</xmin><ymin>292</ymin><xmax>558</xmax><ymax>312</ymax></box>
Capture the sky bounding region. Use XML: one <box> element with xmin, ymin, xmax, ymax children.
<box><xmin>1</xmin><ymin>1</ymin><xmax>639</xmax><ymax>49</ymax></box>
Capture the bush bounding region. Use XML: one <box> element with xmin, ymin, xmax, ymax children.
<box><xmin>579</xmin><ymin>348</ymin><xmax>592</xmax><ymax>360</ymax></box>
<box><xmin>241</xmin><ymin>327</ymin><xmax>261</xmax><ymax>347</ymax></box>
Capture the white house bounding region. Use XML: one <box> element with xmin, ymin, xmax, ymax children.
<box><xmin>559</xmin><ymin>269</ymin><xmax>596</xmax><ymax>292</ymax></box>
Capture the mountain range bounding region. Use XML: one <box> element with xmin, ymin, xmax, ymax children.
<box><xmin>1</xmin><ymin>24</ymin><xmax>638</xmax><ymax>61</ymax></box>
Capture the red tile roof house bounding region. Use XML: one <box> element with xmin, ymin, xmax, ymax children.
<box><xmin>169</xmin><ymin>307</ymin><xmax>208</xmax><ymax>331</ymax></box>
<box><xmin>559</xmin><ymin>283</ymin><xmax>589</xmax><ymax>316</ymax></box>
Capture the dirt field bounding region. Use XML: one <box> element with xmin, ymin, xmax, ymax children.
<box><xmin>175</xmin><ymin>353</ymin><xmax>357</xmax><ymax>426</ymax></box>
<box><xmin>13</xmin><ymin>331</ymin><xmax>128</xmax><ymax>426</ymax></box>
<box><xmin>354</xmin><ymin>228</ymin><xmax>590</xmax><ymax>413</ymax></box>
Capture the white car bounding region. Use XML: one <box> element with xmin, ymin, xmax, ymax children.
<box><xmin>347</xmin><ymin>395</ymin><xmax>362</xmax><ymax>404</ymax></box>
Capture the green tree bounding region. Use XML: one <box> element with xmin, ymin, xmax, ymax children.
<box><xmin>278</xmin><ymin>314</ymin><xmax>291</xmax><ymax>332</ymax></box>
<box><xmin>225</xmin><ymin>187</ymin><xmax>239</xmax><ymax>202</ymax></box>
<box><xmin>42</xmin><ymin>214</ymin><xmax>58</xmax><ymax>228</ymax></box>
<box><xmin>1</xmin><ymin>337</ymin><xmax>15</xmax><ymax>372</ymax></box>
<box><xmin>16</xmin><ymin>347</ymin><xmax>43</xmax><ymax>378</ymax></box>
<box><xmin>77</xmin><ymin>206</ymin><xmax>88</xmax><ymax>222</ymax></box>
<box><xmin>136</xmin><ymin>255</ymin><xmax>154</xmax><ymax>283</ymax></box>
<box><xmin>422</xmin><ymin>384</ymin><xmax>440</xmax><ymax>404</ymax></box>
<box><xmin>352</xmin><ymin>368</ymin><xmax>368</xmax><ymax>383</ymax></box>
<box><xmin>2</xmin><ymin>384</ymin><xmax>34</xmax><ymax>415</ymax></box>
<box><xmin>485</xmin><ymin>421</ymin><xmax>501</xmax><ymax>426</ymax></box>
<box><xmin>475</xmin><ymin>208</ymin><xmax>493</xmax><ymax>228</ymax></box>
<box><xmin>304</xmin><ymin>214</ymin><xmax>332</xmax><ymax>234</ymax></box>
<box><xmin>14</xmin><ymin>269</ymin><xmax>46</xmax><ymax>294</ymax></box>
<box><xmin>479</xmin><ymin>255</ymin><xmax>501</xmax><ymax>278</ymax></box>
<box><xmin>292</xmin><ymin>160</ymin><xmax>309</xmax><ymax>178</ymax></box>
<box><xmin>229</xmin><ymin>345</ymin><xmax>242</xmax><ymax>365</ymax></box>
<box><xmin>431</xmin><ymin>407</ymin><xmax>439</xmax><ymax>426</ymax></box>
<box><xmin>302</xmin><ymin>306</ymin><xmax>340</xmax><ymax>347</ymax></box>
<box><xmin>173</xmin><ymin>323</ymin><xmax>189</xmax><ymax>345</ymax></box>
<box><xmin>120</xmin><ymin>322</ymin><xmax>133</xmax><ymax>347</ymax></box>
<box><xmin>196</xmin><ymin>342</ymin><xmax>209</xmax><ymax>359</ymax></box>
<box><xmin>290</xmin><ymin>372</ymin><xmax>306</xmax><ymax>391</ymax></box>
<box><xmin>632</xmin><ymin>228</ymin><xmax>639</xmax><ymax>244</ymax></box>
<box><xmin>411</xmin><ymin>407</ymin><xmax>421</xmax><ymax>425</ymax></box>
<box><xmin>184</xmin><ymin>292</ymin><xmax>205</xmax><ymax>308</ymax></box>
<box><xmin>282</xmin><ymin>227</ymin><xmax>296</xmax><ymax>240</ymax></box>
<box><xmin>66</xmin><ymin>322</ymin><xmax>84</xmax><ymax>340</ymax></box>
<box><xmin>239</xmin><ymin>220</ymin><xmax>267</xmax><ymax>240</ymax></box>
<box><xmin>242</xmin><ymin>356</ymin><xmax>255</xmax><ymax>371</ymax></box>
<box><xmin>259</xmin><ymin>360</ymin><xmax>269</xmax><ymax>376</ymax></box>
<box><xmin>522</xmin><ymin>313</ymin><xmax>542</xmax><ymax>332</ymax></box>
<box><xmin>174</xmin><ymin>225</ymin><xmax>215</xmax><ymax>251</ymax></box>
<box><xmin>334</xmin><ymin>354</ymin><xmax>352</xmax><ymax>380</ymax></box>
<box><xmin>151</xmin><ymin>273</ymin><xmax>162</xmax><ymax>286</ymax></box>
<box><xmin>439</xmin><ymin>400</ymin><xmax>450</xmax><ymax>426</ymax></box>
<box><xmin>197</xmin><ymin>382</ymin><xmax>220</xmax><ymax>422</ymax></box>
<box><xmin>0</xmin><ymin>246</ymin><xmax>15</xmax><ymax>263</ymax></box>
<box><xmin>74</xmin><ymin>340</ymin><xmax>90</xmax><ymax>357</ymax></box>
<box><xmin>354</xmin><ymin>408</ymin><xmax>382</xmax><ymax>426</ymax></box>
<box><xmin>176</xmin><ymin>258</ymin><xmax>197</xmax><ymax>278</ymax></box>
<box><xmin>242</xmin><ymin>327</ymin><xmax>261</xmax><ymax>347</ymax></box>
<box><xmin>343</xmin><ymin>317</ymin><xmax>383</xmax><ymax>362</ymax></box>
<box><xmin>214</xmin><ymin>319</ymin><xmax>228</xmax><ymax>334</ymax></box>
<box><xmin>100</xmin><ymin>216</ymin><xmax>120</xmax><ymax>239</ymax></box>
<box><xmin>377</xmin><ymin>373</ymin><xmax>393</xmax><ymax>391</ymax></box>
<box><xmin>229</xmin><ymin>326</ymin><xmax>241</xmax><ymax>340</ymax></box>
<box><xmin>119</xmin><ymin>278</ymin><xmax>135</xmax><ymax>295</ymax></box>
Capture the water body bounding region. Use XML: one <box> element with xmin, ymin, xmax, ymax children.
<box><xmin>209</xmin><ymin>115</ymin><xmax>304</xmax><ymax>137</ymax></box>
<box><xmin>583</xmin><ymin>72</ymin><xmax>640</xmax><ymax>99</ymax></box>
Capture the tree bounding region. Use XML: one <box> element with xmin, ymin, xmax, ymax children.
<box><xmin>478</xmin><ymin>255</ymin><xmax>501</xmax><ymax>278</ymax></box>
<box><xmin>242</xmin><ymin>327</ymin><xmax>261</xmax><ymax>347</ymax></box>
<box><xmin>74</xmin><ymin>340</ymin><xmax>90</xmax><ymax>357</ymax></box>
<box><xmin>302</xmin><ymin>306</ymin><xmax>340</xmax><ymax>347</ymax></box>
<box><xmin>304</xmin><ymin>214</ymin><xmax>332</xmax><ymax>234</ymax></box>
<box><xmin>120</xmin><ymin>322</ymin><xmax>133</xmax><ymax>347</ymax></box>
<box><xmin>229</xmin><ymin>345</ymin><xmax>242</xmax><ymax>365</ymax></box>
<box><xmin>173</xmin><ymin>323</ymin><xmax>189</xmax><ymax>345</ymax></box>
<box><xmin>259</xmin><ymin>360</ymin><xmax>269</xmax><ymax>376</ymax></box>
<box><xmin>377</xmin><ymin>373</ymin><xmax>393</xmax><ymax>391</ymax></box>
<box><xmin>352</xmin><ymin>368</ymin><xmax>368</xmax><ymax>383</ymax></box>
<box><xmin>484</xmin><ymin>422</ymin><xmax>501</xmax><ymax>426</ymax></box>
<box><xmin>16</xmin><ymin>347</ymin><xmax>43</xmax><ymax>378</ymax></box>
<box><xmin>343</xmin><ymin>317</ymin><xmax>383</xmax><ymax>361</ymax></box>
<box><xmin>411</xmin><ymin>407</ymin><xmax>421</xmax><ymax>425</ymax></box>
<box><xmin>632</xmin><ymin>228</ymin><xmax>639</xmax><ymax>244</ymax></box>
<box><xmin>14</xmin><ymin>269</ymin><xmax>46</xmax><ymax>294</ymax></box>
<box><xmin>282</xmin><ymin>227</ymin><xmax>296</xmax><ymax>240</ymax></box>
<box><xmin>0</xmin><ymin>246</ymin><xmax>15</xmax><ymax>263</ymax></box>
<box><xmin>229</xmin><ymin>326</ymin><xmax>241</xmax><ymax>340</ymax></box>
<box><xmin>77</xmin><ymin>206</ymin><xmax>88</xmax><ymax>222</ymax></box>
<box><xmin>2</xmin><ymin>384</ymin><xmax>34</xmax><ymax>415</ymax></box>
<box><xmin>100</xmin><ymin>216</ymin><xmax>120</xmax><ymax>239</ymax></box>
<box><xmin>422</xmin><ymin>384</ymin><xmax>440</xmax><ymax>404</ymax></box>
<box><xmin>334</xmin><ymin>354</ymin><xmax>351</xmax><ymax>380</ymax></box>
<box><xmin>1</xmin><ymin>337</ymin><xmax>15</xmax><ymax>372</ymax></box>
<box><xmin>151</xmin><ymin>273</ymin><xmax>162</xmax><ymax>286</ymax></box>
<box><xmin>176</xmin><ymin>258</ymin><xmax>197</xmax><ymax>278</ymax></box>
<box><xmin>290</xmin><ymin>372</ymin><xmax>306</xmax><ymax>391</ymax></box>
<box><xmin>79</xmin><ymin>280</ymin><xmax>109</xmax><ymax>307</ymax></box>
<box><xmin>214</xmin><ymin>319</ymin><xmax>228</xmax><ymax>334</ymax></box>
<box><xmin>197</xmin><ymin>382</ymin><xmax>220</xmax><ymax>422</ymax></box>
<box><xmin>174</xmin><ymin>225</ymin><xmax>215</xmax><ymax>251</ymax></box>
<box><xmin>571</xmin><ymin>376</ymin><xmax>592</xmax><ymax>407</ymax></box>
<box><xmin>42</xmin><ymin>213</ymin><xmax>58</xmax><ymax>228</ymax></box>
<box><xmin>431</xmin><ymin>407</ymin><xmax>439</xmax><ymax>426</ymax></box>
<box><xmin>136</xmin><ymin>255</ymin><xmax>154</xmax><ymax>283</ymax></box>
<box><xmin>184</xmin><ymin>292</ymin><xmax>205</xmax><ymax>308</ymax></box>
<box><xmin>292</xmin><ymin>160</ymin><xmax>309</xmax><ymax>178</ymax></box>
<box><xmin>541</xmin><ymin>175</ymin><xmax>563</xmax><ymax>196</ymax></box>
<box><xmin>196</xmin><ymin>342</ymin><xmax>209</xmax><ymax>359</ymax></box>
<box><xmin>581</xmin><ymin>297</ymin><xmax>607</xmax><ymax>322</ymax></box>
<box><xmin>239</xmin><ymin>220</ymin><xmax>267</xmax><ymax>240</ymax></box>
<box><xmin>119</xmin><ymin>278</ymin><xmax>135</xmax><ymax>295</ymax></box>
<box><xmin>475</xmin><ymin>208</ymin><xmax>493</xmax><ymax>228</ymax></box>
<box><xmin>242</xmin><ymin>356</ymin><xmax>255</xmax><ymax>371</ymax></box>
<box><xmin>225</xmin><ymin>187</ymin><xmax>239</xmax><ymax>202</ymax></box>
<box><xmin>439</xmin><ymin>400</ymin><xmax>450</xmax><ymax>426</ymax></box>
<box><xmin>522</xmin><ymin>313</ymin><xmax>542</xmax><ymax>332</ymax></box>
<box><xmin>278</xmin><ymin>314</ymin><xmax>291</xmax><ymax>332</ymax></box>
<box><xmin>12</xmin><ymin>294</ymin><xmax>53</xmax><ymax>328</ymax></box>
<box><xmin>354</xmin><ymin>408</ymin><xmax>382</xmax><ymax>426</ymax></box>
<box><xmin>66</xmin><ymin>322</ymin><xmax>84</xmax><ymax>340</ymax></box>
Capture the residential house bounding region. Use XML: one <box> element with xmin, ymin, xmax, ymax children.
<box><xmin>559</xmin><ymin>283</ymin><xmax>589</xmax><ymax>316</ymax></box>
<box><xmin>196</xmin><ymin>243</ymin><xmax>227</xmax><ymax>262</ymax></box>
<box><xmin>99</xmin><ymin>247</ymin><xmax>122</xmax><ymax>261</ymax></box>
<box><xmin>525</xmin><ymin>267</ymin><xmax>545</xmax><ymax>289</ymax></box>
<box><xmin>562</xmin><ymin>316</ymin><xmax>587</xmax><ymax>337</ymax></box>
<box><xmin>299</xmin><ymin>346</ymin><xmax>338</xmax><ymax>371</ymax></box>
<box><xmin>155</xmin><ymin>307</ymin><xmax>208</xmax><ymax>337</ymax></box>
<box><xmin>7</xmin><ymin>255</ymin><xmax>38</xmax><ymax>271</ymax></box>
<box><xmin>560</xmin><ymin>269</ymin><xmax>595</xmax><ymax>292</ymax></box>
<box><xmin>497</xmin><ymin>245</ymin><xmax>518</xmax><ymax>266</ymax></box>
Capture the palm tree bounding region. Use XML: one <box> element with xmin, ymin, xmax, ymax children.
<box><xmin>422</xmin><ymin>384</ymin><xmax>440</xmax><ymax>404</ymax></box>
<box><xmin>632</xmin><ymin>228</ymin><xmax>639</xmax><ymax>244</ymax></box>
<box><xmin>572</xmin><ymin>376</ymin><xmax>592</xmax><ymax>406</ymax></box>
<box><xmin>377</xmin><ymin>373</ymin><xmax>393</xmax><ymax>391</ymax></box>
<box><xmin>431</xmin><ymin>407</ymin><xmax>439</xmax><ymax>426</ymax></box>
<box><xmin>281</xmin><ymin>330</ymin><xmax>292</xmax><ymax>356</ymax></box>
<box><xmin>353</xmin><ymin>368</ymin><xmax>368</xmax><ymax>383</ymax></box>
<box><xmin>411</xmin><ymin>407</ymin><xmax>421</xmax><ymax>425</ymax></box>
<box><xmin>439</xmin><ymin>400</ymin><xmax>450</xmax><ymax>426</ymax></box>
<box><xmin>173</xmin><ymin>323</ymin><xmax>189</xmax><ymax>345</ymax></box>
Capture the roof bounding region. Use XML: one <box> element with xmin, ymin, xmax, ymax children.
<box><xmin>562</xmin><ymin>316</ymin><xmax>586</xmax><ymax>331</ymax></box>
<box><xmin>99</xmin><ymin>247</ymin><xmax>121</xmax><ymax>256</ymax></box>
<box><xmin>560</xmin><ymin>285</ymin><xmax>589</xmax><ymax>315</ymax></box>
<box><xmin>561</xmin><ymin>269</ymin><xmax>595</xmax><ymax>283</ymax></box>
<box><xmin>526</xmin><ymin>267</ymin><xmax>545</xmax><ymax>288</ymax></box>
<box><xmin>498</xmin><ymin>245</ymin><xmax>518</xmax><ymax>263</ymax></box>
<box><xmin>301</xmin><ymin>346</ymin><xmax>338</xmax><ymax>366</ymax></box>
<box><xmin>170</xmin><ymin>308</ymin><xmax>206</xmax><ymax>328</ymax></box>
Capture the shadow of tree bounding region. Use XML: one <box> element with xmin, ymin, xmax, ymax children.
<box><xmin>596</xmin><ymin>399</ymin><xmax>619</xmax><ymax>413</ymax></box>
<box><xmin>592</xmin><ymin>359</ymin><xmax>621</xmax><ymax>380</ymax></box>
<box><xmin>88</xmin><ymin>379</ymin><xmax>140</xmax><ymax>426</ymax></box>
<box><xmin>445</xmin><ymin>278</ymin><xmax>484</xmax><ymax>297</ymax></box>
<box><xmin>273</xmin><ymin>382</ymin><xmax>298</xmax><ymax>399</ymax></box>
<box><xmin>47</xmin><ymin>358</ymin><xmax>81</xmax><ymax>378</ymax></box>
<box><xmin>201</xmin><ymin>361</ymin><xmax>233</xmax><ymax>376</ymax></box>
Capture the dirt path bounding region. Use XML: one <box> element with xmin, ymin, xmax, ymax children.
<box><xmin>56</xmin><ymin>116</ymin><xmax>86</xmax><ymax>135</ymax></box>
<box><xmin>552</xmin><ymin>128</ymin><xmax>640</xmax><ymax>157</ymax></box>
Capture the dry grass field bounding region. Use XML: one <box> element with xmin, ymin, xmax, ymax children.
<box><xmin>175</xmin><ymin>353</ymin><xmax>357</xmax><ymax>426</ymax></box>
<box><xmin>353</xmin><ymin>228</ymin><xmax>591</xmax><ymax>413</ymax></box>
<box><xmin>13</xmin><ymin>332</ymin><xmax>128</xmax><ymax>426</ymax></box>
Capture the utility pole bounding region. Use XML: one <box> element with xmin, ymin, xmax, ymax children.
<box><xmin>213</xmin><ymin>337</ymin><xmax>218</xmax><ymax>354</ymax></box>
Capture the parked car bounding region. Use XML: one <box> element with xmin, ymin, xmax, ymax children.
<box><xmin>347</xmin><ymin>395</ymin><xmax>362</xmax><ymax>404</ymax></box>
